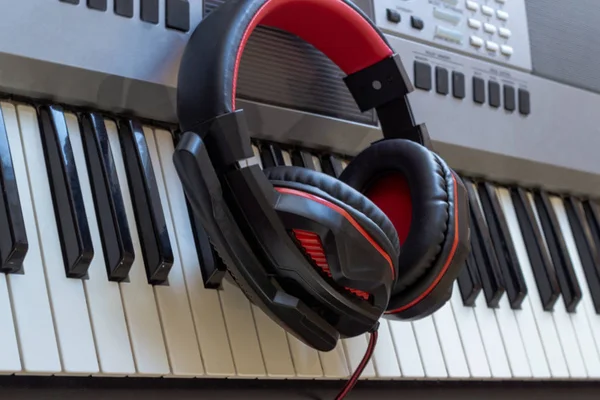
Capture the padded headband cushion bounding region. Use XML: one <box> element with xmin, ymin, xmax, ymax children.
<box><xmin>177</xmin><ymin>0</ymin><xmax>394</xmax><ymax>131</ymax></box>
<box><xmin>264</xmin><ymin>166</ymin><xmax>400</xmax><ymax>278</ymax></box>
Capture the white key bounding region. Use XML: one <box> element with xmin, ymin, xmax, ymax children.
<box><xmin>551</xmin><ymin>197</ymin><xmax>600</xmax><ymax>378</ymax></box>
<box><xmin>371</xmin><ymin>319</ymin><xmax>401</xmax><ymax>378</ymax></box>
<box><xmin>319</xmin><ymin>341</ymin><xmax>350</xmax><ymax>378</ymax></box>
<box><xmin>65</xmin><ymin>114</ymin><xmax>135</xmax><ymax>376</ymax></box>
<box><xmin>412</xmin><ymin>317</ymin><xmax>447</xmax><ymax>377</ymax></box>
<box><xmin>288</xmin><ymin>334</ymin><xmax>323</xmax><ymax>378</ymax></box>
<box><xmin>496</xmin><ymin>187</ymin><xmax>569</xmax><ymax>378</ymax></box>
<box><xmin>153</xmin><ymin>129</ymin><xmax>236</xmax><ymax>377</ymax></box>
<box><xmin>2</xmin><ymin>102</ymin><xmax>60</xmax><ymax>374</ymax></box>
<box><xmin>343</xmin><ymin>335</ymin><xmax>376</xmax><ymax>379</ymax></box>
<box><xmin>144</xmin><ymin>127</ymin><xmax>204</xmax><ymax>376</ymax></box>
<box><xmin>219</xmin><ymin>278</ymin><xmax>266</xmax><ymax>377</ymax></box>
<box><xmin>449</xmin><ymin>284</ymin><xmax>491</xmax><ymax>378</ymax></box>
<box><xmin>494</xmin><ymin>296</ymin><xmax>532</xmax><ymax>378</ymax></box>
<box><xmin>432</xmin><ymin>302</ymin><xmax>470</xmax><ymax>377</ymax></box>
<box><xmin>388</xmin><ymin>320</ymin><xmax>425</xmax><ymax>377</ymax></box>
<box><xmin>0</xmin><ymin>267</ymin><xmax>20</xmax><ymax>373</ymax></box>
<box><xmin>472</xmin><ymin>295</ymin><xmax>511</xmax><ymax>378</ymax></box>
<box><xmin>527</xmin><ymin>193</ymin><xmax>586</xmax><ymax>378</ymax></box>
<box><xmin>105</xmin><ymin>120</ymin><xmax>170</xmax><ymax>376</ymax></box>
<box><xmin>16</xmin><ymin>105</ymin><xmax>98</xmax><ymax>374</ymax></box>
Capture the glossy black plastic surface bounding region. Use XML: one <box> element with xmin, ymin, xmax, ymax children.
<box><xmin>320</xmin><ymin>154</ymin><xmax>344</xmax><ymax>178</ymax></box>
<box><xmin>457</xmin><ymin>251</ymin><xmax>482</xmax><ymax>307</ymax></box>
<box><xmin>118</xmin><ymin>119</ymin><xmax>173</xmax><ymax>285</ymax></box>
<box><xmin>79</xmin><ymin>113</ymin><xmax>134</xmax><ymax>281</ymax></box>
<box><xmin>535</xmin><ymin>191</ymin><xmax>582</xmax><ymax>312</ymax></box>
<box><xmin>476</xmin><ymin>181</ymin><xmax>527</xmax><ymax>309</ymax></box>
<box><xmin>38</xmin><ymin>105</ymin><xmax>93</xmax><ymax>279</ymax></box>
<box><xmin>0</xmin><ymin>106</ymin><xmax>27</xmax><ymax>273</ymax></box>
<box><xmin>511</xmin><ymin>187</ymin><xmax>560</xmax><ymax>311</ymax></box>
<box><xmin>290</xmin><ymin>149</ymin><xmax>315</xmax><ymax>169</ymax></box>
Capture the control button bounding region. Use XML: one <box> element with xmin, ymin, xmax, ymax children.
<box><xmin>433</xmin><ymin>8</ymin><xmax>462</xmax><ymax>25</ymax></box>
<box><xmin>473</xmin><ymin>77</ymin><xmax>485</xmax><ymax>104</ymax></box>
<box><xmin>483</xmin><ymin>23</ymin><xmax>497</xmax><ymax>34</ymax></box>
<box><xmin>518</xmin><ymin>89</ymin><xmax>531</xmax><ymax>115</ymax></box>
<box><xmin>481</xmin><ymin>5</ymin><xmax>494</xmax><ymax>16</ymax></box>
<box><xmin>488</xmin><ymin>81</ymin><xmax>501</xmax><ymax>108</ymax></box>
<box><xmin>504</xmin><ymin>85</ymin><xmax>516</xmax><ymax>112</ymax></box>
<box><xmin>468</xmin><ymin>18</ymin><xmax>482</xmax><ymax>29</ymax></box>
<box><xmin>87</xmin><ymin>0</ymin><xmax>107</xmax><ymax>10</ymax></box>
<box><xmin>496</xmin><ymin>10</ymin><xmax>509</xmax><ymax>20</ymax></box>
<box><xmin>414</xmin><ymin>61</ymin><xmax>432</xmax><ymax>91</ymax></box>
<box><xmin>141</xmin><ymin>0</ymin><xmax>159</xmax><ymax>24</ymax></box>
<box><xmin>470</xmin><ymin>35</ymin><xmax>484</xmax><ymax>48</ymax></box>
<box><xmin>435</xmin><ymin>25</ymin><xmax>463</xmax><ymax>43</ymax></box>
<box><xmin>486</xmin><ymin>40</ymin><xmax>499</xmax><ymax>52</ymax></box>
<box><xmin>386</xmin><ymin>8</ymin><xmax>401</xmax><ymax>23</ymax></box>
<box><xmin>436</xmin><ymin>67</ymin><xmax>449</xmax><ymax>95</ymax></box>
<box><xmin>114</xmin><ymin>0</ymin><xmax>133</xmax><ymax>18</ymax></box>
<box><xmin>166</xmin><ymin>0</ymin><xmax>190</xmax><ymax>32</ymax></box>
<box><xmin>442</xmin><ymin>0</ymin><xmax>459</xmax><ymax>5</ymax></box>
<box><xmin>452</xmin><ymin>71</ymin><xmax>466</xmax><ymax>99</ymax></box>
<box><xmin>496</xmin><ymin>0</ymin><xmax>506</xmax><ymax>3</ymax></box>
<box><xmin>466</xmin><ymin>0</ymin><xmax>479</xmax><ymax>11</ymax></box>
<box><xmin>411</xmin><ymin>16</ymin><xmax>425</xmax><ymax>30</ymax></box>
<box><xmin>60</xmin><ymin>0</ymin><xmax>80</xmax><ymax>4</ymax></box>
<box><xmin>500</xmin><ymin>44</ymin><xmax>514</xmax><ymax>56</ymax></box>
<box><xmin>498</xmin><ymin>27</ymin><xmax>512</xmax><ymax>38</ymax></box>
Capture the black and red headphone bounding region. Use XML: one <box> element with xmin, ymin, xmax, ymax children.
<box><xmin>174</xmin><ymin>0</ymin><xmax>470</xmax><ymax>356</ymax></box>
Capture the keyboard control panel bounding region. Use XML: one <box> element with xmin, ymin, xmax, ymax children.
<box><xmin>374</xmin><ymin>0</ymin><xmax>532</xmax><ymax>72</ymax></box>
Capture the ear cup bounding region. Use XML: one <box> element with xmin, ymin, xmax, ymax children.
<box><xmin>339</xmin><ymin>139</ymin><xmax>470</xmax><ymax>319</ymax></box>
<box><xmin>264</xmin><ymin>165</ymin><xmax>401</xmax><ymax>281</ymax></box>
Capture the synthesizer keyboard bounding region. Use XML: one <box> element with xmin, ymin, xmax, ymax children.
<box><xmin>0</xmin><ymin>0</ymin><xmax>600</xmax><ymax>393</ymax></box>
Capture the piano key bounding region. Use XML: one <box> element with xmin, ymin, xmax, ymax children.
<box><xmin>258</xmin><ymin>142</ymin><xmax>277</xmax><ymax>168</ymax></box>
<box><xmin>105</xmin><ymin>119</ymin><xmax>170</xmax><ymax>376</ymax></box>
<box><xmin>251</xmin><ymin>144</ymin><xmax>263</xmax><ymax>169</ymax></box>
<box><xmin>0</xmin><ymin>105</ymin><xmax>27</xmax><ymax>273</ymax></box>
<box><xmin>564</xmin><ymin>197</ymin><xmax>600</xmax><ymax>314</ymax></box>
<box><xmin>370</xmin><ymin>319</ymin><xmax>401</xmax><ymax>378</ymax></box>
<box><xmin>449</xmin><ymin>282</ymin><xmax>491</xmax><ymax>378</ymax></box>
<box><xmin>153</xmin><ymin>129</ymin><xmax>236</xmax><ymax>377</ymax></box>
<box><xmin>65</xmin><ymin>112</ymin><xmax>135</xmax><ymax>375</ymax></box>
<box><xmin>343</xmin><ymin>336</ymin><xmax>376</xmax><ymax>379</ymax></box>
<box><xmin>78</xmin><ymin>113</ymin><xmax>134</xmax><ymax>282</ymax></box>
<box><xmin>118</xmin><ymin>120</ymin><xmax>173</xmax><ymax>285</ymax></box>
<box><xmin>290</xmin><ymin>149</ymin><xmax>315</xmax><ymax>169</ymax></box>
<box><xmin>281</xmin><ymin>149</ymin><xmax>293</xmax><ymax>167</ymax></box>
<box><xmin>580</xmin><ymin>199</ymin><xmax>600</xmax><ymax>311</ymax></box>
<box><xmin>387</xmin><ymin>320</ymin><xmax>425</xmax><ymax>377</ymax></box>
<box><xmin>465</xmin><ymin>180</ymin><xmax>506</xmax><ymax>307</ymax></box>
<box><xmin>476</xmin><ymin>181</ymin><xmax>527</xmax><ymax>309</ymax></box>
<box><xmin>511</xmin><ymin>188</ymin><xmax>560</xmax><ymax>310</ymax></box>
<box><xmin>551</xmin><ymin>196</ymin><xmax>600</xmax><ymax>378</ymax></box>
<box><xmin>320</xmin><ymin>154</ymin><xmax>344</xmax><ymax>178</ymax></box>
<box><xmin>534</xmin><ymin>191</ymin><xmax>582</xmax><ymax>312</ymax></box>
<box><xmin>0</xmin><ymin>268</ymin><xmax>20</xmax><ymax>373</ymax></box>
<box><xmin>38</xmin><ymin>106</ymin><xmax>94</xmax><ymax>278</ymax></box>
<box><xmin>1</xmin><ymin>102</ymin><xmax>60</xmax><ymax>374</ymax></box>
<box><xmin>17</xmin><ymin>104</ymin><xmax>98</xmax><ymax>374</ymax></box>
<box><xmin>267</xmin><ymin>143</ymin><xmax>285</xmax><ymax>166</ymax></box>
<box><xmin>469</xmin><ymin>184</ymin><xmax>534</xmax><ymax>378</ymax></box>
<box><xmin>411</xmin><ymin>317</ymin><xmax>448</xmax><ymax>377</ymax></box>
<box><xmin>318</xmin><ymin>340</ymin><xmax>350</xmax><ymax>379</ymax></box>
<box><xmin>457</xmin><ymin>253</ymin><xmax>482</xmax><ymax>306</ymax></box>
<box><xmin>524</xmin><ymin>190</ymin><xmax>587</xmax><ymax>378</ymax></box>
<box><xmin>143</xmin><ymin>126</ymin><xmax>204</xmax><ymax>376</ymax></box>
<box><xmin>496</xmin><ymin>186</ymin><xmax>569</xmax><ymax>378</ymax></box>
<box><xmin>431</xmin><ymin>301</ymin><xmax>470</xmax><ymax>378</ymax></box>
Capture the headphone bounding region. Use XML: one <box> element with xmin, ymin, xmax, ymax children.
<box><xmin>174</xmin><ymin>0</ymin><xmax>470</xmax><ymax>353</ymax></box>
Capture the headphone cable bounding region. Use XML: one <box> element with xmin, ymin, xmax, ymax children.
<box><xmin>334</xmin><ymin>323</ymin><xmax>379</xmax><ymax>400</ymax></box>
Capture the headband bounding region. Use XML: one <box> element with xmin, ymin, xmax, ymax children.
<box><xmin>177</xmin><ymin>0</ymin><xmax>431</xmax><ymax>148</ymax></box>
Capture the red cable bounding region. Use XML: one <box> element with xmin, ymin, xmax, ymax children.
<box><xmin>334</xmin><ymin>327</ymin><xmax>379</xmax><ymax>400</ymax></box>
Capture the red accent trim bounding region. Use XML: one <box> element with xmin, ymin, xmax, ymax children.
<box><xmin>276</xmin><ymin>187</ymin><xmax>395</xmax><ymax>279</ymax></box>
<box><xmin>292</xmin><ymin>229</ymin><xmax>369</xmax><ymax>300</ymax></box>
<box><xmin>386</xmin><ymin>173</ymin><xmax>462</xmax><ymax>314</ymax></box>
<box><xmin>232</xmin><ymin>0</ymin><xmax>393</xmax><ymax>110</ymax></box>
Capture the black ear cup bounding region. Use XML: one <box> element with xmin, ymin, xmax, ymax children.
<box><xmin>339</xmin><ymin>139</ymin><xmax>470</xmax><ymax>320</ymax></box>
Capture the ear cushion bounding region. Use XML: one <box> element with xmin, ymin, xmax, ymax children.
<box><xmin>339</xmin><ymin>139</ymin><xmax>452</xmax><ymax>296</ymax></box>
<box><xmin>264</xmin><ymin>166</ymin><xmax>401</xmax><ymax>278</ymax></box>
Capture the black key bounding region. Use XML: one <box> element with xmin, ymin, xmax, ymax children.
<box><xmin>578</xmin><ymin>198</ymin><xmax>600</xmax><ymax>313</ymax></box>
<box><xmin>114</xmin><ymin>0</ymin><xmax>134</xmax><ymax>17</ymax></box>
<box><xmin>79</xmin><ymin>113</ymin><xmax>135</xmax><ymax>282</ymax></box>
<box><xmin>0</xmin><ymin>106</ymin><xmax>27</xmax><ymax>273</ymax></box>
<box><xmin>534</xmin><ymin>191</ymin><xmax>582</xmax><ymax>312</ymax></box>
<box><xmin>477</xmin><ymin>182</ymin><xmax>527</xmax><ymax>309</ymax></box>
<box><xmin>140</xmin><ymin>0</ymin><xmax>159</xmax><ymax>24</ymax></box>
<box><xmin>87</xmin><ymin>0</ymin><xmax>107</xmax><ymax>10</ymax></box>
<box><xmin>457</xmin><ymin>251</ymin><xmax>482</xmax><ymax>307</ymax></box>
<box><xmin>320</xmin><ymin>154</ymin><xmax>344</xmax><ymax>178</ymax></box>
<box><xmin>290</xmin><ymin>149</ymin><xmax>315</xmax><ymax>169</ymax></box>
<box><xmin>118</xmin><ymin>120</ymin><xmax>173</xmax><ymax>284</ymax></box>
<box><xmin>38</xmin><ymin>106</ymin><xmax>94</xmax><ymax>278</ymax></box>
<box><xmin>464</xmin><ymin>179</ymin><xmax>505</xmax><ymax>308</ymax></box>
<box><xmin>166</xmin><ymin>0</ymin><xmax>190</xmax><ymax>32</ymax></box>
<box><xmin>511</xmin><ymin>188</ymin><xmax>560</xmax><ymax>311</ymax></box>
<box><xmin>268</xmin><ymin>143</ymin><xmax>285</xmax><ymax>166</ymax></box>
<box><xmin>258</xmin><ymin>143</ymin><xmax>281</xmax><ymax>168</ymax></box>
